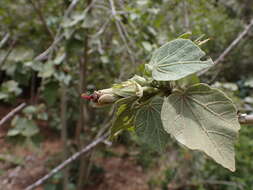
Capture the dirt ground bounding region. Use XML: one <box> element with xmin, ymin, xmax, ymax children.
<box><xmin>0</xmin><ymin>104</ymin><xmax>151</xmax><ymax>190</ymax></box>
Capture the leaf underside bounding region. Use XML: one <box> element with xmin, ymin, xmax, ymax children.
<box><xmin>148</xmin><ymin>38</ymin><xmax>214</xmax><ymax>81</ymax></box>
<box><xmin>135</xmin><ymin>96</ymin><xmax>170</xmax><ymax>152</ymax></box>
<box><xmin>161</xmin><ymin>83</ymin><xmax>240</xmax><ymax>171</ymax></box>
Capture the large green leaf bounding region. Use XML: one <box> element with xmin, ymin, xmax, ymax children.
<box><xmin>110</xmin><ymin>97</ymin><xmax>137</xmax><ymax>137</ymax></box>
<box><xmin>135</xmin><ymin>96</ymin><xmax>170</xmax><ymax>152</ymax></box>
<box><xmin>147</xmin><ymin>39</ymin><xmax>214</xmax><ymax>81</ymax></box>
<box><xmin>161</xmin><ymin>84</ymin><xmax>240</xmax><ymax>171</ymax></box>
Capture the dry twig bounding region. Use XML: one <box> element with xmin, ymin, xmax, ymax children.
<box><xmin>199</xmin><ymin>18</ymin><xmax>253</xmax><ymax>76</ymax></box>
<box><xmin>28</xmin><ymin>0</ymin><xmax>54</xmax><ymax>39</ymax></box>
<box><xmin>108</xmin><ymin>0</ymin><xmax>135</xmax><ymax>65</ymax></box>
<box><xmin>0</xmin><ymin>103</ymin><xmax>26</xmax><ymax>127</ymax></box>
<box><xmin>34</xmin><ymin>0</ymin><xmax>98</xmax><ymax>61</ymax></box>
<box><xmin>0</xmin><ymin>33</ymin><xmax>10</xmax><ymax>49</ymax></box>
<box><xmin>25</xmin><ymin>133</ymin><xmax>108</xmax><ymax>190</ymax></box>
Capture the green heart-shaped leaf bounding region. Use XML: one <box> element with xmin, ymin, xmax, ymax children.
<box><xmin>147</xmin><ymin>39</ymin><xmax>214</xmax><ymax>81</ymax></box>
<box><xmin>161</xmin><ymin>83</ymin><xmax>240</xmax><ymax>171</ymax></box>
<box><xmin>135</xmin><ymin>96</ymin><xmax>170</xmax><ymax>152</ymax></box>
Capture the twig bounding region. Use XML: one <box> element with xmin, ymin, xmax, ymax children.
<box><xmin>214</xmin><ymin>18</ymin><xmax>253</xmax><ymax>65</ymax></box>
<box><xmin>25</xmin><ymin>133</ymin><xmax>108</xmax><ymax>190</ymax></box>
<box><xmin>89</xmin><ymin>18</ymin><xmax>111</xmax><ymax>38</ymax></box>
<box><xmin>34</xmin><ymin>0</ymin><xmax>97</xmax><ymax>61</ymax></box>
<box><xmin>28</xmin><ymin>0</ymin><xmax>54</xmax><ymax>39</ymax></box>
<box><xmin>77</xmin><ymin>0</ymin><xmax>92</xmax><ymax>188</ymax></box>
<box><xmin>60</xmin><ymin>84</ymin><xmax>69</xmax><ymax>190</ymax></box>
<box><xmin>183</xmin><ymin>0</ymin><xmax>190</xmax><ymax>30</ymax></box>
<box><xmin>23</xmin><ymin>109</ymin><xmax>252</xmax><ymax>190</ymax></box>
<box><xmin>199</xmin><ymin>18</ymin><xmax>253</xmax><ymax>76</ymax></box>
<box><xmin>34</xmin><ymin>34</ymin><xmax>64</xmax><ymax>61</ymax></box>
<box><xmin>108</xmin><ymin>0</ymin><xmax>135</xmax><ymax>65</ymax></box>
<box><xmin>0</xmin><ymin>103</ymin><xmax>26</xmax><ymax>127</ymax></box>
<box><xmin>239</xmin><ymin>114</ymin><xmax>253</xmax><ymax>125</ymax></box>
<box><xmin>0</xmin><ymin>40</ymin><xmax>16</xmax><ymax>67</ymax></box>
<box><xmin>0</xmin><ymin>33</ymin><xmax>10</xmax><ymax>49</ymax></box>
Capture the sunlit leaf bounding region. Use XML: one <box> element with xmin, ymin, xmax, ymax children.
<box><xmin>21</xmin><ymin>119</ymin><xmax>39</xmax><ymax>137</ymax></box>
<box><xmin>38</xmin><ymin>62</ymin><xmax>55</xmax><ymax>78</ymax></box>
<box><xmin>161</xmin><ymin>83</ymin><xmax>240</xmax><ymax>171</ymax></box>
<box><xmin>7</xmin><ymin>128</ymin><xmax>21</xmax><ymax>136</ymax></box>
<box><xmin>146</xmin><ymin>39</ymin><xmax>214</xmax><ymax>81</ymax></box>
<box><xmin>142</xmin><ymin>41</ymin><xmax>153</xmax><ymax>51</ymax></box>
<box><xmin>178</xmin><ymin>31</ymin><xmax>192</xmax><ymax>39</ymax></box>
<box><xmin>245</xmin><ymin>78</ymin><xmax>253</xmax><ymax>88</ymax></box>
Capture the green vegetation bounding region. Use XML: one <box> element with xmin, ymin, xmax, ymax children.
<box><xmin>0</xmin><ymin>0</ymin><xmax>253</xmax><ymax>189</ymax></box>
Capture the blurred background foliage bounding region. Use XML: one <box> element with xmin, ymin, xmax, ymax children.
<box><xmin>0</xmin><ymin>0</ymin><xmax>253</xmax><ymax>189</ymax></box>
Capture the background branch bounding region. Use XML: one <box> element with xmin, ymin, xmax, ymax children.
<box><xmin>60</xmin><ymin>84</ymin><xmax>69</xmax><ymax>190</ymax></box>
<box><xmin>27</xmin><ymin>0</ymin><xmax>54</xmax><ymax>39</ymax></box>
<box><xmin>25</xmin><ymin>133</ymin><xmax>108</xmax><ymax>190</ymax></box>
<box><xmin>239</xmin><ymin>114</ymin><xmax>253</xmax><ymax>125</ymax></box>
<box><xmin>0</xmin><ymin>40</ymin><xmax>16</xmax><ymax>67</ymax></box>
<box><xmin>199</xmin><ymin>18</ymin><xmax>253</xmax><ymax>76</ymax></box>
<box><xmin>0</xmin><ymin>103</ymin><xmax>26</xmax><ymax>127</ymax></box>
<box><xmin>0</xmin><ymin>33</ymin><xmax>10</xmax><ymax>49</ymax></box>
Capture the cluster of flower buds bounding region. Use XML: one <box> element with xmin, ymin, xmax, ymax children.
<box><xmin>81</xmin><ymin>88</ymin><xmax>119</xmax><ymax>107</ymax></box>
<box><xmin>81</xmin><ymin>75</ymin><xmax>159</xmax><ymax>107</ymax></box>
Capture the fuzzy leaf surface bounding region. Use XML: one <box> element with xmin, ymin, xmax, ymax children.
<box><xmin>161</xmin><ymin>83</ymin><xmax>240</xmax><ymax>171</ymax></box>
<box><xmin>135</xmin><ymin>96</ymin><xmax>170</xmax><ymax>152</ymax></box>
<box><xmin>148</xmin><ymin>39</ymin><xmax>214</xmax><ymax>81</ymax></box>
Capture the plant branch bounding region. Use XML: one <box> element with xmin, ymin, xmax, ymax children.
<box><xmin>34</xmin><ymin>0</ymin><xmax>97</xmax><ymax>61</ymax></box>
<box><xmin>60</xmin><ymin>84</ymin><xmax>69</xmax><ymax>190</ymax></box>
<box><xmin>77</xmin><ymin>0</ymin><xmax>92</xmax><ymax>188</ymax></box>
<box><xmin>239</xmin><ymin>114</ymin><xmax>253</xmax><ymax>125</ymax></box>
<box><xmin>25</xmin><ymin>133</ymin><xmax>108</xmax><ymax>190</ymax></box>
<box><xmin>199</xmin><ymin>18</ymin><xmax>253</xmax><ymax>76</ymax></box>
<box><xmin>0</xmin><ymin>33</ymin><xmax>10</xmax><ymax>49</ymax></box>
<box><xmin>27</xmin><ymin>0</ymin><xmax>54</xmax><ymax>39</ymax></box>
<box><xmin>34</xmin><ymin>34</ymin><xmax>64</xmax><ymax>61</ymax></box>
<box><xmin>108</xmin><ymin>0</ymin><xmax>135</xmax><ymax>65</ymax></box>
<box><xmin>0</xmin><ymin>40</ymin><xmax>16</xmax><ymax>67</ymax></box>
<box><xmin>23</xmin><ymin>109</ymin><xmax>252</xmax><ymax>190</ymax></box>
<box><xmin>0</xmin><ymin>103</ymin><xmax>26</xmax><ymax>127</ymax></box>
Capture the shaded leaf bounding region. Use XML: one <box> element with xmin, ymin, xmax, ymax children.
<box><xmin>42</xmin><ymin>82</ymin><xmax>59</xmax><ymax>106</ymax></box>
<box><xmin>135</xmin><ymin>96</ymin><xmax>170</xmax><ymax>152</ymax></box>
<box><xmin>147</xmin><ymin>39</ymin><xmax>214</xmax><ymax>81</ymax></box>
<box><xmin>161</xmin><ymin>83</ymin><xmax>240</xmax><ymax>171</ymax></box>
<box><xmin>177</xmin><ymin>74</ymin><xmax>200</xmax><ymax>88</ymax></box>
<box><xmin>111</xmin><ymin>97</ymin><xmax>137</xmax><ymax>137</ymax></box>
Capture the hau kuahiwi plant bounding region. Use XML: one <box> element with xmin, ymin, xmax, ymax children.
<box><xmin>82</xmin><ymin>36</ymin><xmax>241</xmax><ymax>172</ymax></box>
